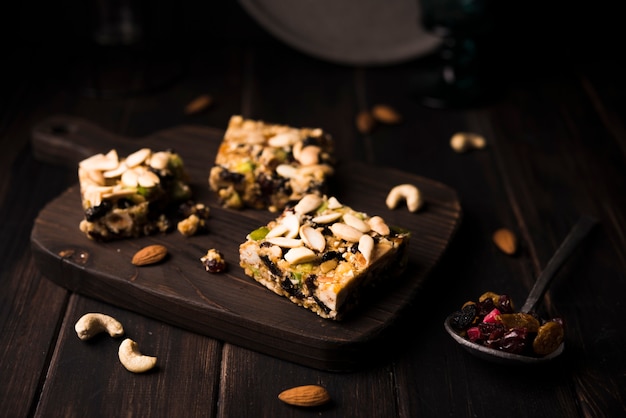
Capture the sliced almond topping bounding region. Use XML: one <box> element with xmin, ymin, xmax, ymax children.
<box><xmin>266</xmin><ymin>223</ymin><xmax>289</xmax><ymax>239</ymax></box>
<box><xmin>368</xmin><ymin>216</ymin><xmax>390</xmax><ymax>236</ymax></box>
<box><xmin>292</xmin><ymin>140</ymin><xmax>304</xmax><ymax>161</ymax></box>
<box><xmin>81</xmin><ymin>168</ymin><xmax>105</xmax><ymax>186</ymax></box>
<box><xmin>343</xmin><ymin>213</ymin><xmax>371</xmax><ymax>233</ymax></box>
<box><xmin>296</xmin><ymin>145</ymin><xmax>321</xmax><ymax>166</ymax></box>
<box><xmin>79</xmin><ymin>151</ymin><xmax>119</xmax><ymax>171</ymax></box>
<box><xmin>103</xmin><ymin>162</ymin><xmax>128</xmax><ymax>178</ymax></box>
<box><xmin>282</xmin><ymin>213</ymin><xmax>301</xmax><ymax>238</ymax></box>
<box><xmin>311</xmin><ymin>212</ymin><xmax>342</xmax><ymax>224</ymax></box>
<box><xmin>284</xmin><ymin>247</ymin><xmax>317</xmax><ymax>264</ymax></box>
<box><xmin>149</xmin><ymin>151</ymin><xmax>170</xmax><ymax>170</ymax></box>
<box><xmin>105</xmin><ymin>149</ymin><xmax>119</xmax><ymax>162</ymax></box>
<box><xmin>327</xmin><ymin>197</ymin><xmax>342</xmax><ymax>209</ymax></box>
<box><xmin>265</xmin><ymin>237</ymin><xmax>303</xmax><ymax>248</ymax></box>
<box><xmin>268</xmin><ymin>131</ymin><xmax>299</xmax><ymax>147</ymax></box>
<box><xmin>300</xmin><ymin>225</ymin><xmax>326</xmax><ymax>252</ymax></box>
<box><xmin>84</xmin><ymin>186</ymin><xmax>113</xmax><ymax>207</ymax></box>
<box><xmin>138</xmin><ymin>171</ymin><xmax>160</xmax><ymax>188</ymax></box>
<box><xmin>121</xmin><ymin>169</ymin><xmax>139</xmax><ymax>187</ymax></box>
<box><xmin>125</xmin><ymin>148</ymin><xmax>151</xmax><ymax>168</ymax></box>
<box><xmin>276</xmin><ymin>164</ymin><xmax>298</xmax><ymax>179</ymax></box>
<box><xmin>294</xmin><ymin>194</ymin><xmax>323</xmax><ymax>214</ymax></box>
<box><xmin>330</xmin><ymin>222</ymin><xmax>363</xmax><ymax>242</ymax></box>
<box><xmin>358</xmin><ymin>234</ymin><xmax>374</xmax><ymax>265</ymax></box>
<box><xmin>267</xmin><ymin>213</ymin><xmax>300</xmax><ymax>239</ymax></box>
<box><xmin>298</xmin><ymin>164</ymin><xmax>334</xmax><ymax>177</ymax></box>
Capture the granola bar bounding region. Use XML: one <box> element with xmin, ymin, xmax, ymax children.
<box><xmin>77</xmin><ymin>148</ymin><xmax>196</xmax><ymax>241</ymax></box>
<box><xmin>209</xmin><ymin>115</ymin><xmax>334</xmax><ymax>211</ymax></box>
<box><xmin>239</xmin><ymin>194</ymin><xmax>410</xmax><ymax>320</ymax></box>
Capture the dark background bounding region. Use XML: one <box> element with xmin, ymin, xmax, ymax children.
<box><xmin>3</xmin><ymin>1</ymin><xmax>623</xmax><ymax>75</ymax></box>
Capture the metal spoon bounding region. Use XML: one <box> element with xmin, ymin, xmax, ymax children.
<box><xmin>444</xmin><ymin>216</ymin><xmax>598</xmax><ymax>364</ymax></box>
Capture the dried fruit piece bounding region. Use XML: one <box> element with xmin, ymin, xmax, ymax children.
<box><xmin>201</xmin><ymin>249</ymin><xmax>227</xmax><ymax>273</ymax></box>
<box><xmin>493</xmin><ymin>228</ymin><xmax>517</xmax><ymax>255</ymax></box>
<box><xmin>483</xmin><ymin>308</ymin><xmax>501</xmax><ymax>323</ymax></box>
<box><xmin>533</xmin><ymin>321</ymin><xmax>564</xmax><ymax>356</ymax></box>
<box><xmin>479</xmin><ymin>291</ymin><xmax>501</xmax><ymax>304</ymax></box>
<box><xmin>278</xmin><ymin>385</ymin><xmax>331</xmax><ymax>407</ymax></box>
<box><xmin>450</xmin><ymin>303</ymin><xmax>478</xmax><ymax>331</ymax></box>
<box><xmin>499</xmin><ymin>312</ymin><xmax>540</xmax><ymax>333</ymax></box>
<box><xmin>132</xmin><ymin>245</ymin><xmax>168</xmax><ymax>266</ymax></box>
<box><xmin>453</xmin><ymin>292</ymin><xmax>565</xmax><ymax>357</ymax></box>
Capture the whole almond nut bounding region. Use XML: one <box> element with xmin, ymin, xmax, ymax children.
<box><xmin>185</xmin><ymin>94</ymin><xmax>213</xmax><ymax>115</ymax></box>
<box><xmin>371</xmin><ymin>104</ymin><xmax>402</xmax><ymax>124</ymax></box>
<box><xmin>278</xmin><ymin>385</ymin><xmax>331</xmax><ymax>407</ymax></box>
<box><xmin>132</xmin><ymin>244</ymin><xmax>168</xmax><ymax>266</ymax></box>
<box><xmin>356</xmin><ymin>110</ymin><xmax>376</xmax><ymax>134</ymax></box>
<box><xmin>493</xmin><ymin>228</ymin><xmax>517</xmax><ymax>255</ymax></box>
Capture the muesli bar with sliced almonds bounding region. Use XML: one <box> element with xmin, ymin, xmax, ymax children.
<box><xmin>239</xmin><ymin>194</ymin><xmax>411</xmax><ymax>320</ymax></box>
<box><xmin>208</xmin><ymin>115</ymin><xmax>334</xmax><ymax>212</ymax></box>
<box><xmin>77</xmin><ymin>148</ymin><xmax>204</xmax><ymax>241</ymax></box>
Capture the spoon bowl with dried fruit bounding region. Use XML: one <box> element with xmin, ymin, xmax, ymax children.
<box><xmin>444</xmin><ymin>216</ymin><xmax>597</xmax><ymax>365</ymax></box>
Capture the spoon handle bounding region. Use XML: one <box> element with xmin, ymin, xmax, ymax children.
<box><xmin>521</xmin><ymin>216</ymin><xmax>598</xmax><ymax>313</ymax></box>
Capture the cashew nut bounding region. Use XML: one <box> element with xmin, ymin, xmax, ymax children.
<box><xmin>118</xmin><ymin>338</ymin><xmax>157</xmax><ymax>373</ymax></box>
<box><xmin>450</xmin><ymin>132</ymin><xmax>486</xmax><ymax>153</ymax></box>
<box><xmin>75</xmin><ymin>313</ymin><xmax>125</xmax><ymax>341</ymax></box>
<box><xmin>386</xmin><ymin>184</ymin><xmax>423</xmax><ymax>212</ymax></box>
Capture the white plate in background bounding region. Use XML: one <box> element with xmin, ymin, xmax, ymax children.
<box><xmin>239</xmin><ymin>0</ymin><xmax>441</xmax><ymax>66</ymax></box>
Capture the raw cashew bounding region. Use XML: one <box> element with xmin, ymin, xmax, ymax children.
<box><xmin>75</xmin><ymin>313</ymin><xmax>125</xmax><ymax>341</ymax></box>
<box><xmin>118</xmin><ymin>338</ymin><xmax>157</xmax><ymax>373</ymax></box>
<box><xmin>386</xmin><ymin>184</ymin><xmax>423</xmax><ymax>212</ymax></box>
<box><xmin>450</xmin><ymin>132</ymin><xmax>486</xmax><ymax>153</ymax></box>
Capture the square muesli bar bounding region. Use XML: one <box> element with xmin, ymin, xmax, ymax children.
<box><xmin>239</xmin><ymin>194</ymin><xmax>411</xmax><ymax>320</ymax></box>
<box><xmin>209</xmin><ymin>115</ymin><xmax>334</xmax><ymax>212</ymax></box>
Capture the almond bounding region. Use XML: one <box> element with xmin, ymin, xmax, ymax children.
<box><xmin>355</xmin><ymin>110</ymin><xmax>376</xmax><ymax>134</ymax></box>
<box><xmin>185</xmin><ymin>94</ymin><xmax>213</xmax><ymax>115</ymax></box>
<box><xmin>492</xmin><ymin>228</ymin><xmax>517</xmax><ymax>255</ymax></box>
<box><xmin>278</xmin><ymin>385</ymin><xmax>331</xmax><ymax>407</ymax></box>
<box><xmin>371</xmin><ymin>104</ymin><xmax>402</xmax><ymax>124</ymax></box>
<box><xmin>132</xmin><ymin>244</ymin><xmax>168</xmax><ymax>266</ymax></box>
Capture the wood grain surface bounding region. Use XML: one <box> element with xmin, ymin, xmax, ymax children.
<box><xmin>30</xmin><ymin>115</ymin><xmax>461</xmax><ymax>370</ymax></box>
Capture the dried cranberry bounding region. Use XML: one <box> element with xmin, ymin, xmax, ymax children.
<box><xmin>466</xmin><ymin>327</ymin><xmax>482</xmax><ymax>342</ymax></box>
<box><xmin>499</xmin><ymin>328</ymin><xmax>528</xmax><ymax>354</ymax></box>
<box><xmin>497</xmin><ymin>294</ymin><xmax>514</xmax><ymax>313</ymax></box>
<box><xmin>483</xmin><ymin>308</ymin><xmax>501</xmax><ymax>324</ymax></box>
<box><xmin>476</xmin><ymin>298</ymin><xmax>496</xmax><ymax>317</ymax></box>
<box><xmin>478</xmin><ymin>322</ymin><xmax>505</xmax><ymax>340</ymax></box>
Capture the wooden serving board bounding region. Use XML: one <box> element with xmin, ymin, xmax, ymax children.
<box><xmin>30</xmin><ymin>115</ymin><xmax>462</xmax><ymax>371</ymax></box>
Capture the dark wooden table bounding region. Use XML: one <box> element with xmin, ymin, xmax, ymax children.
<box><xmin>2</xmin><ymin>3</ymin><xmax>625</xmax><ymax>417</ymax></box>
